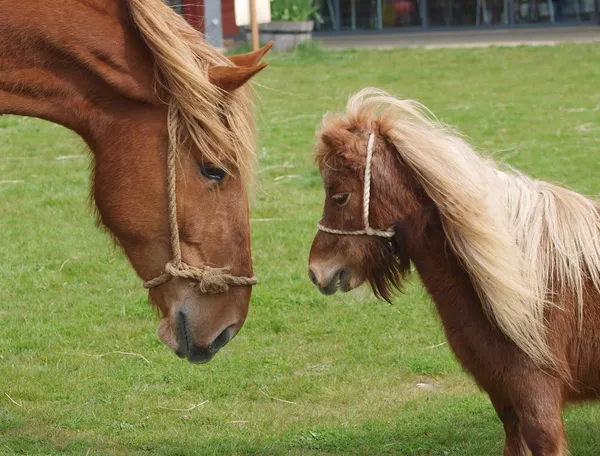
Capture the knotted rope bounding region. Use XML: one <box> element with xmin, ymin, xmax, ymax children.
<box><xmin>318</xmin><ymin>133</ymin><xmax>395</xmax><ymax>238</ymax></box>
<box><xmin>143</xmin><ymin>107</ymin><xmax>258</xmax><ymax>292</ymax></box>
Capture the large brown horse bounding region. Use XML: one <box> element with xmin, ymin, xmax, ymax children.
<box><xmin>0</xmin><ymin>0</ymin><xmax>271</xmax><ymax>363</ymax></box>
<box><xmin>308</xmin><ymin>89</ymin><xmax>600</xmax><ymax>455</ymax></box>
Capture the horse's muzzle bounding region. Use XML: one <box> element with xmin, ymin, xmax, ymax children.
<box><xmin>175</xmin><ymin>310</ymin><xmax>234</xmax><ymax>363</ymax></box>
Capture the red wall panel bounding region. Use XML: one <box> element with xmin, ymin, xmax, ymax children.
<box><xmin>183</xmin><ymin>1</ymin><xmax>204</xmax><ymax>31</ymax></box>
<box><xmin>222</xmin><ymin>0</ymin><xmax>240</xmax><ymax>36</ymax></box>
<box><xmin>182</xmin><ymin>0</ymin><xmax>239</xmax><ymax>37</ymax></box>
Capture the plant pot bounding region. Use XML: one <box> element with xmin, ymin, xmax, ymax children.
<box><xmin>244</xmin><ymin>21</ymin><xmax>314</xmax><ymax>52</ymax></box>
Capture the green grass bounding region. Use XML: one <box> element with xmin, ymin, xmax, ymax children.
<box><xmin>1</xmin><ymin>43</ymin><xmax>599</xmax><ymax>455</ymax></box>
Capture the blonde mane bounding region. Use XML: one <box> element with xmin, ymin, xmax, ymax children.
<box><xmin>330</xmin><ymin>88</ymin><xmax>600</xmax><ymax>366</ymax></box>
<box><xmin>128</xmin><ymin>0</ymin><xmax>256</xmax><ymax>183</ymax></box>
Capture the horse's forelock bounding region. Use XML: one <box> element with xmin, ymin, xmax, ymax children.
<box><xmin>128</xmin><ymin>0</ymin><xmax>256</xmax><ymax>185</ymax></box>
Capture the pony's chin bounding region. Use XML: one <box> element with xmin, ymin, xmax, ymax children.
<box><xmin>340</xmin><ymin>283</ymin><xmax>353</xmax><ymax>293</ymax></box>
<box><xmin>343</xmin><ymin>274</ymin><xmax>366</xmax><ymax>292</ymax></box>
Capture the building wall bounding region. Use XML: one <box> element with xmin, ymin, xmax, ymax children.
<box><xmin>222</xmin><ymin>0</ymin><xmax>240</xmax><ymax>36</ymax></box>
<box><xmin>182</xmin><ymin>1</ymin><xmax>205</xmax><ymax>30</ymax></box>
<box><xmin>179</xmin><ymin>0</ymin><xmax>239</xmax><ymax>37</ymax></box>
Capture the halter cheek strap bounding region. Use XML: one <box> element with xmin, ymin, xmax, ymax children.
<box><xmin>143</xmin><ymin>106</ymin><xmax>258</xmax><ymax>291</ymax></box>
<box><xmin>317</xmin><ymin>133</ymin><xmax>395</xmax><ymax>239</ymax></box>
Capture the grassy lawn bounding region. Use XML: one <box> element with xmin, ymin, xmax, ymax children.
<box><xmin>1</xmin><ymin>43</ymin><xmax>599</xmax><ymax>455</ymax></box>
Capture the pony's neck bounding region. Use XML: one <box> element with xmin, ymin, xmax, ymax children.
<box><xmin>400</xmin><ymin>209</ymin><xmax>502</xmax><ymax>348</ymax></box>
<box><xmin>399</xmin><ymin>207</ymin><xmax>547</xmax><ymax>396</ymax></box>
<box><xmin>399</xmin><ymin>210</ymin><xmax>470</xmax><ymax>299</ymax></box>
<box><xmin>0</xmin><ymin>0</ymin><xmax>156</xmax><ymax>146</ymax></box>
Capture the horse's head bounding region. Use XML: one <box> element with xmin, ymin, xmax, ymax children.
<box><xmin>93</xmin><ymin>56</ymin><xmax>268</xmax><ymax>362</ymax></box>
<box><xmin>90</xmin><ymin>4</ymin><xmax>272</xmax><ymax>363</ymax></box>
<box><xmin>308</xmin><ymin>113</ymin><xmax>420</xmax><ymax>302</ymax></box>
<box><xmin>2</xmin><ymin>0</ymin><xmax>268</xmax><ymax>362</ymax></box>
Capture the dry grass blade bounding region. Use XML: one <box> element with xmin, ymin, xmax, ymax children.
<box><xmin>158</xmin><ymin>400</ymin><xmax>209</xmax><ymax>412</ymax></box>
<box><xmin>426</xmin><ymin>342</ymin><xmax>447</xmax><ymax>349</ymax></box>
<box><xmin>4</xmin><ymin>392</ymin><xmax>22</xmax><ymax>407</ymax></box>
<box><xmin>250</xmin><ymin>218</ymin><xmax>290</xmax><ymax>222</ymax></box>
<box><xmin>82</xmin><ymin>351</ymin><xmax>151</xmax><ymax>364</ymax></box>
<box><xmin>575</xmin><ymin>122</ymin><xmax>598</xmax><ymax>132</ymax></box>
<box><xmin>56</xmin><ymin>155</ymin><xmax>86</xmax><ymax>160</ymax></box>
<box><xmin>258</xmin><ymin>163</ymin><xmax>295</xmax><ymax>174</ymax></box>
<box><xmin>274</xmin><ymin>174</ymin><xmax>301</xmax><ymax>182</ymax></box>
<box><xmin>260</xmin><ymin>389</ymin><xmax>297</xmax><ymax>405</ymax></box>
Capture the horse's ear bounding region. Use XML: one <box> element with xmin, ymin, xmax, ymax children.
<box><xmin>321</xmin><ymin>129</ymin><xmax>359</xmax><ymax>159</ymax></box>
<box><xmin>228</xmin><ymin>41</ymin><xmax>273</xmax><ymax>67</ymax></box>
<box><xmin>209</xmin><ymin>62</ymin><xmax>268</xmax><ymax>92</ymax></box>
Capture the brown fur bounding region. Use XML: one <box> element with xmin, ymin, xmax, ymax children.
<box><xmin>0</xmin><ymin>0</ymin><xmax>269</xmax><ymax>359</ymax></box>
<box><xmin>309</xmin><ymin>119</ymin><xmax>600</xmax><ymax>455</ymax></box>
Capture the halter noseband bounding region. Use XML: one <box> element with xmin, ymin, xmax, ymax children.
<box><xmin>143</xmin><ymin>110</ymin><xmax>258</xmax><ymax>292</ymax></box>
<box><xmin>317</xmin><ymin>133</ymin><xmax>395</xmax><ymax>239</ymax></box>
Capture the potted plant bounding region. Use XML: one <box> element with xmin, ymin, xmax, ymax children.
<box><xmin>246</xmin><ymin>0</ymin><xmax>322</xmax><ymax>52</ymax></box>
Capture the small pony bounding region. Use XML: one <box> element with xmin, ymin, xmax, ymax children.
<box><xmin>308</xmin><ymin>88</ymin><xmax>600</xmax><ymax>456</ymax></box>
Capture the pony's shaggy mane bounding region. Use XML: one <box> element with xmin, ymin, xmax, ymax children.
<box><xmin>128</xmin><ymin>0</ymin><xmax>256</xmax><ymax>183</ymax></box>
<box><xmin>319</xmin><ymin>88</ymin><xmax>600</xmax><ymax>366</ymax></box>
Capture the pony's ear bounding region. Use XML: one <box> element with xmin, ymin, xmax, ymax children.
<box><xmin>321</xmin><ymin>129</ymin><xmax>360</xmax><ymax>159</ymax></box>
<box><xmin>228</xmin><ymin>41</ymin><xmax>273</xmax><ymax>67</ymax></box>
<box><xmin>209</xmin><ymin>62</ymin><xmax>268</xmax><ymax>92</ymax></box>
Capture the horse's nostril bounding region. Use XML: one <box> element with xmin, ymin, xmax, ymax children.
<box><xmin>185</xmin><ymin>326</ymin><xmax>234</xmax><ymax>364</ymax></box>
<box><xmin>308</xmin><ymin>267</ymin><xmax>318</xmax><ymax>286</ymax></box>
<box><xmin>212</xmin><ymin>325</ymin><xmax>234</xmax><ymax>352</ymax></box>
<box><xmin>175</xmin><ymin>310</ymin><xmax>190</xmax><ymax>359</ymax></box>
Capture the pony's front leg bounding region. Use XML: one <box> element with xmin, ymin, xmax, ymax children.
<box><xmin>519</xmin><ymin>411</ymin><xmax>566</xmax><ymax>456</ymax></box>
<box><xmin>490</xmin><ymin>395</ymin><xmax>529</xmax><ymax>456</ymax></box>
<box><xmin>511</xmin><ymin>378</ymin><xmax>567</xmax><ymax>456</ymax></box>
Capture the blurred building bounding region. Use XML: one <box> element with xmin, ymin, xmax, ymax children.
<box><xmin>317</xmin><ymin>0</ymin><xmax>598</xmax><ymax>31</ymax></box>
<box><xmin>167</xmin><ymin>0</ymin><xmax>240</xmax><ymax>38</ymax></box>
<box><xmin>171</xmin><ymin>0</ymin><xmax>598</xmax><ymax>36</ymax></box>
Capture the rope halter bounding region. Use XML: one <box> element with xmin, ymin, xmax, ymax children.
<box><xmin>317</xmin><ymin>132</ymin><xmax>395</xmax><ymax>239</ymax></box>
<box><xmin>143</xmin><ymin>111</ymin><xmax>258</xmax><ymax>292</ymax></box>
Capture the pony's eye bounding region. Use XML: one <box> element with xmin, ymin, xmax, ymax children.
<box><xmin>332</xmin><ymin>193</ymin><xmax>351</xmax><ymax>206</ymax></box>
<box><xmin>199</xmin><ymin>163</ymin><xmax>226</xmax><ymax>182</ymax></box>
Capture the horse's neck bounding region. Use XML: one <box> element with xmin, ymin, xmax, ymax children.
<box><xmin>0</xmin><ymin>0</ymin><xmax>156</xmax><ymax>144</ymax></box>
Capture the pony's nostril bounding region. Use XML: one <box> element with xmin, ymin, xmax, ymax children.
<box><xmin>339</xmin><ymin>269</ymin><xmax>351</xmax><ymax>291</ymax></box>
<box><xmin>308</xmin><ymin>267</ymin><xmax>318</xmax><ymax>286</ymax></box>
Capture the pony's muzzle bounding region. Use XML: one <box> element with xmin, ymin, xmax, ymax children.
<box><xmin>175</xmin><ymin>310</ymin><xmax>234</xmax><ymax>363</ymax></box>
<box><xmin>308</xmin><ymin>265</ymin><xmax>351</xmax><ymax>295</ymax></box>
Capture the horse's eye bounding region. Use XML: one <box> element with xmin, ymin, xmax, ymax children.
<box><xmin>332</xmin><ymin>193</ymin><xmax>351</xmax><ymax>206</ymax></box>
<box><xmin>199</xmin><ymin>163</ymin><xmax>226</xmax><ymax>182</ymax></box>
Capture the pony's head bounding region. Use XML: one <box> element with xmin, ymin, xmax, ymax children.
<box><xmin>90</xmin><ymin>1</ymin><xmax>271</xmax><ymax>362</ymax></box>
<box><xmin>308</xmin><ymin>108</ymin><xmax>419</xmax><ymax>301</ymax></box>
